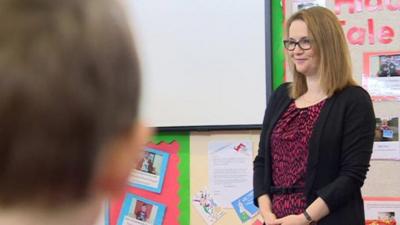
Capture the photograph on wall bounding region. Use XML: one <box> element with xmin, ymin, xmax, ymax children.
<box><xmin>362</xmin><ymin>51</ymin><xmax>400</xmax><ymax>101</ymax></box>
<box><xmin>208</xmin><ymin>140</ymin><xmax>253</xmax><ymax>208</ymax></box>
<box><xmin>117</xmin><ymin>193</ymin><xmax>166</xmax><ymax>225</ymax></box>
<box><xmin>376</xmin><ymin>55</ymin><xmax>400</xmax><ymax>77</ymax></box>
<box><xmin>231</xmin><ymin>190</ymin><xmax>259</xmax><ymax>223</ymax></box>
<box><xmin>292</xmin><ymin>0</ymin><xmax>326</xmax><ymax>12</ymax></box>
<box><xmin>372</xmin><ymin>116</ymin><xmax>400</xmax><ymax>160</ymax></box>
<box><xmin>192</xmin><ymin>188</ymin><xmax>225</xmax><ymax>225</ymax></box>
<box><xmin>128</xmin><ymin>148</ymin><xmax>169</xmax><ymax>193</ymax></box>
<box><xmin>364</xmin><ymin>197</ymin><xmax>400</xmax><ymax>225</ymax></box>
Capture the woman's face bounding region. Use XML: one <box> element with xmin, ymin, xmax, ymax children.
<box><xmin>287</xmin><ymin>20</ymin><xmax>319</xmax><ymax>77</ymax></box>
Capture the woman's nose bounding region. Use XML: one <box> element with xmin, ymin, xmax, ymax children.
<box><xmin>293</xmin><ymin>44</ymin><xmax>304</xmax><ymax>54</ymax></box>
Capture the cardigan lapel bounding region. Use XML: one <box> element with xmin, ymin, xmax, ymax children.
<box><xmin>305</xmin><ymin>95</ymin><xmax>336</xmax><ymax>196</ymax></box>
<box><xmin>264</xmin><ymin>95</ymin><xmax>292</xmax><ymax>180</ymax></box>
<box><xmin>267</xmin><ymin>97</ymin><xmax>292</xmax><ymax>135</ymax></box>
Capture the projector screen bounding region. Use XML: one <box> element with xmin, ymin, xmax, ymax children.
<box><xmin>125</xmin><ymin>0</ymin><xmax>268</xmax><ymax>129</ymax></box>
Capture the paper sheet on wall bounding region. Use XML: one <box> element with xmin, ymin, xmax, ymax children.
<box><xmin>192</xmin><ymin>188</ymin><xmax>225</xmax><ymax>225</ymax></box>
<box><xmin>231</xmin><ymin>190</ymin><xmax>259</xmax><ymax>223</ymax></box>
<box><xmin>292</xmin><ymin>0</ymin><xmax>326</xmax><ymax>12</ymax></box>
<box><xmin>208</xmin><ymin>140</ymin><xmax>253</xmax><ymax>208</ymax></box>
<box><xmin>362</xmin><ymin>52</ymin><xmax>400</xmax><ymax>102</ymax></box>
<box><xmin>364</xmin><ymin>197</ymin><xmax>400</xmax><ymax>225</ymax></box>
<box><xmin>372</xmin><ymin>116</ymin><xmax>400</xmax><ymax>160</ymax></box>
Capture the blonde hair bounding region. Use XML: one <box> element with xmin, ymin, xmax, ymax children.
<box><xmin>285</xmin><ymin>6</ymin><xmax>356</xmax><ymax>98</ymax></box>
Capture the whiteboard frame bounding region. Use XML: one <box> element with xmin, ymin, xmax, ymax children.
<box><xmin>150</xmin><ymin>0</ymin><xmax>273</xmax><ymax>131</ymax></box>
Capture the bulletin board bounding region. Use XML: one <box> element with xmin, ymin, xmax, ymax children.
<box><xmin>104</xmin><ymin>132</ymin><xmax>191</xmax><ymax>225</ymax></box>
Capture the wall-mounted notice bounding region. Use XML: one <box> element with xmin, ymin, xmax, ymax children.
<box><xmin>364</xmin><ymin>197</ymin><xmax>400</xmax><ymax>225</ymax></box>
<box><xmin>208</xmin><ymin>141</ymin><xmax>253</xmax><ymax>208</ymax></box>
<box><xmin>363</xmin><ymin>52</ymin><xmax>400</xmax><ymax>101</ymax></box>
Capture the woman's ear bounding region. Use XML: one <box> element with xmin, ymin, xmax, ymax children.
<box><xmin>92</xmin><ymin>122</ymin><xmax>153</xmax><ymax>198</ymax></box>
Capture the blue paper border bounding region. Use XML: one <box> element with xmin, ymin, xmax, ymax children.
<box><xmin>104</xmin><ymin>201</ymin><xmax>110</xmax><ymax>225</ymax></box>
<box><xmin>129</xmin><ymin>147</ymin><xmax>169</xmax><ymax>193</ymax></box>
<box><xmin>117</xmin><ymin>193</ymin><xmax>166</xmax><ymax>225</ymax></box>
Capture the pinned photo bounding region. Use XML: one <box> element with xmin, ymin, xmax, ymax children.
<box><xmin>364</xmin><ymin>197</ymin><xmax>400</xmax><ymax>225</ymax></box>
<box><xmin>378</xmin><ymin>211</ymin><xmax>396</xmax><ymax>221</ymax></box>
<box><xmin>128</xmin><ymin>148</ymin><xmax>169</xmax><ymax>193</ymax></box>
<box><xmin>362</xmin><ymin>51</ymin><xmax>400</xmax><ymax>101</ymax></box>
<box><xmin>292</xmin><ymin>0</ymin><xmax>326</xmax><ymax>12</ymax></box>
<box><xmin>377</xmin><ymin>55</ymin><xmax>400</xmax><ymax>77</ymax></box>
<box><xmin>117</xmin><ymin>194</ymin><xmax>166</xmax><ymax>225</ymax></box>
<box><xmin>372</xmin><ymin>117</ymin><xmax>400</xmax><ymax>160</ymax></box>
<box><xmin>375</xmin><ymin>118</ymin><xmax>399</xmax><ymax>142</ymax></box>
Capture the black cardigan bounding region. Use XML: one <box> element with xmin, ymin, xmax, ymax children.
<box><xmin>253</xmin><ymin>83</ymin><xmax>375</xmax><ymax>225</ymax></box>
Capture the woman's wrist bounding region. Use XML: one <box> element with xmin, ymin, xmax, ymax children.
<box><xmin>301</xmin><ymin>210</ymin><xmax>316</xmax><ymax>224</ymax></box>
<box><xmin>295</xmin><ymin>213</ymin><xmax>310</xmax><ymax>225</ymax></box>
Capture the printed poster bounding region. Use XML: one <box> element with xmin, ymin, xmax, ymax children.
<box><xmin>208</xmin><ymin>141</ymin><xmax>253</xmax><ymax>208</ymax></box>
<box><xmin>231</xmin><ymin>190</ymin><xmax>259</xmax><ymax>223</ymax></box>
<box><xmin>364</xmin><ymin>197</ymin><xmax>400</xmax><ymax>225</ymax></box>
<box><xmin>362</xmin><ymin>51</ymin><xmax>400</xmax><ymax>101</ymax></box>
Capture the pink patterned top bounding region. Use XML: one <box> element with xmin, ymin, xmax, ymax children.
<box><xmin>270</xmin><ymin>100</ymin><xmax>325</xmax><ymax>218</ymax></box>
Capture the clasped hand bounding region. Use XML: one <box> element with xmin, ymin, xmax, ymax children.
<box><xmin>263</xmin><ymin>212</ymin><xmax>310</xmax><ymax>225</ymax></box>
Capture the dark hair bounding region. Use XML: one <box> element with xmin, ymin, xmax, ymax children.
<box><xmin>0</xmin><ymin>0</ymin><xmax>140</xmax><ymax>206</ymax></box>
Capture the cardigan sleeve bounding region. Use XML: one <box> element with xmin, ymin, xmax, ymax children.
<box><xmin>316</xmin><ymin>88</ymin><xmax>375</xmax><ymax>212</ymax></box>
<box><xmin>253</xmin><ymin>83</ymin><xmax>290</xmax><ymax>207</ymax></box>
<box><xmin>253</xmin><ymin>107</ymin><xmax>269</xmax><ymax>207</ymax></box>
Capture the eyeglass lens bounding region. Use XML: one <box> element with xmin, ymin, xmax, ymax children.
<box><xmin>283</xmin><ymin>38</ymin><xmax>311</xmax><ymax>51</ymax></box>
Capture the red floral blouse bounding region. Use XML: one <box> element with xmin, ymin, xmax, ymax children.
<box><xmin>270</xmin><ymin>100</ymin><xmax>325</xmax><ymax>218</ymax></box>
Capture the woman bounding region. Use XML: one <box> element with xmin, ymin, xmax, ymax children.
<box><xmin>253</xmin><ymin>7</ymin><xmax>375</xmax><ymax>225</ymax></box>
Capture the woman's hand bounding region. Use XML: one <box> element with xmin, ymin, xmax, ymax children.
<box><xmin>270</xmin><ymin>214</ymin><xmax>309</xmax><ymax>225</ymax></box>
<box><xmin>261</xmin><ymin>211</ymin><xmax>278</xmax><ymax>225</ymax></box>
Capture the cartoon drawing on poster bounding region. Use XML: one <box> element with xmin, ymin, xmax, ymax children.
<box><xmin>231</xmin><ymin>190</ymin><xmax>259</xmax><ymax>223</ymax></box>
<box><xmin>192</xmin><ymin>188</ymin><xmax>225</xmax><ymax>225</ymax></box>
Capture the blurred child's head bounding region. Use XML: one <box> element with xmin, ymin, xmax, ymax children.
<box><xmin>0</xmin><ymin>0</ymin><xmax>149</xmax><ymax>208</ymax></box>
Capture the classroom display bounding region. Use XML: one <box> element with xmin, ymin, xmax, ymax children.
<box><xmin>103</xmin><ymin>1</ymin><xmax>400</xmax><ymax>224</ymax></box>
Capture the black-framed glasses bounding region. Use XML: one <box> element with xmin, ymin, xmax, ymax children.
<box><xmin>283</xmin><ymin>37</ymin><xmax>312</xmax><ymax>51</ymax></box>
